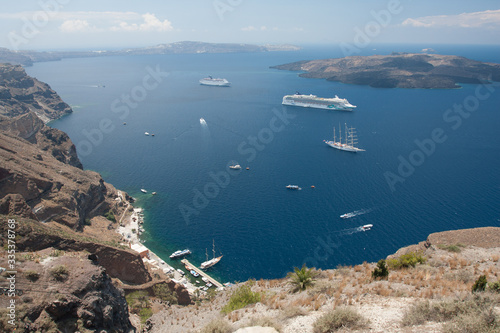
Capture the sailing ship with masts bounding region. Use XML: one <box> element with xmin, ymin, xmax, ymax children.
<box><xmin>200</xmin><ymin>240</ymin><xmax>222</xmax><ymax>270</ymax></box>
<box><xmin>324</xmin><ymin>123</ymin><xmax>365</xmax><ymax>152</ymax></box>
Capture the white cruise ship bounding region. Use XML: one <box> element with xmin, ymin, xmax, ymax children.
<box><xmin>282</xmin><ymin>93</ymin><xmax>356</xmax><ymax>111</ymax></box>
<box><xmin>199</xmin><ymin>76</ymin><xmax>231</xmax><ymax>87</ymax></box>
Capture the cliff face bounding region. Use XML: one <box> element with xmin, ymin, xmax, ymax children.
<box><xmin>0</xmin><ymin>63</ymin><xmax>72</xmax><ymax>122</ymax></box>
<box><xmin>272</xmin><ymin>53</ymin><xmax>500</xmax><ymax>88</ymax></box>
<box><xmin>0</xmin><ymin>124</ymin><xmax>121</xmax><ymax>228</ymax></box>
<box><xmin>0</xmin><ymin>250</ymin><xmax>136</xmax><ymax>333</ymax></box>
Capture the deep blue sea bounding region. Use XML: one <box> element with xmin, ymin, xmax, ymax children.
<box><xmin>26</xmin><ymin>44</ymin><xmax>500</xmax><ymax>283</ymax></box>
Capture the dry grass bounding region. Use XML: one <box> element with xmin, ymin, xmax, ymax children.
<box><xmin>313</xmin><ymin>306</ymin><xmax>369</xmax><ymax>333</ymax></box>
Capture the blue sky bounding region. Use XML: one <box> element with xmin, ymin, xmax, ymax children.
<box><xmin>1</xmin><ymin>0</ymin><xmax>499</xmax><ymax>50</ymax></box>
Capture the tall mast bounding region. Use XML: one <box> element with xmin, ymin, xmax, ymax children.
<box><xmin>338</xmin><ymin>123</ymin><xmax>342</xmax><ymax>144</ymax></box>
<box><xmin>212</xmin><ymin>239</ymin><xmax>215</xmax><ymax>259</ymax></box>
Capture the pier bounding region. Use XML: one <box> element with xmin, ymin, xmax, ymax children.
<box><xmin>181</xmin><ymin>259</ymin><xmax>224</xmax><ymax>289</ymax></box>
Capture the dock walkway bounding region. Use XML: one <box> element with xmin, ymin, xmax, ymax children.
<box><xmin>181</xmin><ymin>259</ymin><xmax>224</xmax><ymax>289</ymax></box>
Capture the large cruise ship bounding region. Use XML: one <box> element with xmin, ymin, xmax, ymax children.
<box><xmin>199</xmin><ymin>76</ymin><xmax>231</xmax><ymax>87</ymax></box>
<box><xmin>282</xmin><ymin>93</ymin><xmax>356</xmax><ymax>111</ymax></box>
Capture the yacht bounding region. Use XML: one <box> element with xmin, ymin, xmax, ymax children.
<box><xmin>169</xmin><ymin>249</ymin><xmax>191</xmax><ymax>259</ymax></box>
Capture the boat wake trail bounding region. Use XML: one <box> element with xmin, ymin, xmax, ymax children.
<box><xmin>338</xmin><ymin>226</ymin><xmax>364</xmax><ymax>236</ymax></box>
<box><xmin>340</xmin><ymin>208</ymin><xmax>373</xmax><ymax>219</ymax></box>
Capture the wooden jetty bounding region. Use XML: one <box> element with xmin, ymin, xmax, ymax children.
<box><xmin>181</xmin><ymin>259</ymin><xmax>224</xmax><ymax>289</ymax></box>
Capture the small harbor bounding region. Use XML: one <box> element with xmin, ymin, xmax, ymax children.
<box><xmin>181</xmin><ymin>259</ymin><xmax>224</xmax><ymax>289</ymax></box>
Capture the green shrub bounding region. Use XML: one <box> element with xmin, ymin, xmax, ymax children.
<box><xmin>126</xmin><ymin>290</ymin><xmax>150</xmax><ymax>311</ymax></box>
<box><xmin>50</xmin><ymin>249</ymin><xmax>63</xmax><ymax>257</ymax></box>
<box><xmin>24</xmin><ymin>270</ymin><xmax>40</xmax><ymax>282</ymax></box>
<box><xmin>372</xmin><ymin>259</ymin><xmax>389</xmax><ymax>279</ymax></box>
<box><xmin>287</xmin><ymin>264</ymin><xmax>318</xmax><ymax>292</ymax></box>
<box><xmin>221</xmin><ymin>284</ymin><xmax>261</xmax><ymax>314</ymax></box>
<box><xmin>488</xmin><ymin>281</ymin><xmax>500</xmax><ymax>292</ymax></box>
<box><xmin>200</xmin><ymin>318</ymin><xmax>232</xmax><ymax>333</ymax></box>
<box><xmin>313</xmin><ymin>306</ymin><xmax>369</xmax><ymax>333</ymax></box>
<box><xmin>387</xmin><ymin>252</ymin><xmax>426</xmax><ymax>269</ymax></box>
<box><xmin>438</xmin><ymin>243</ymin><xmax>464</xmax><ymax>253</ymax></box>
<box><xmin>50</xmin><ymin>265</ymin><xmax>69</xmax><ymax>282</ymax></box>
<box><xmin>153</xmin><ymin>284</ymin><xmax>177</xmax><ymax>304</ymax></box>
<box><xmin>104</xmin><ymin>211</ymin><xmax>116</xmax><ymax>223</ymax></box>
<box><xmin>139</xmin><ymin>307</ymin><xmax>153</xmax><ymax>323</ymax></box>
<box><xmin>472</xmin><ymin>275</ymin><xmax>488</xmax><ymax>293</ymax></box>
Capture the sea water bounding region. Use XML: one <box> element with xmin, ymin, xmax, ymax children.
<box><xmin>26</xmin><ymin>44</ymin><xmax>500</xmax><ymax>282</ymax></box>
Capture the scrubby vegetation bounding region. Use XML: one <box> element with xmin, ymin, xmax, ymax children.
<box><xmin>200</xmin><ymin>318</ymin><xmax>232</xmax><ymax>333</ymax></box>
<box><xmin>50</xmin><ymin>265</ymin><xmax>69</xmax><ymax>281</ymax></box>
<box><xmin>104</xmin><ymin>211</ymin><xmax>116</xmax><ymax>222</ymax></box>
<box><xmin>153</xmin><ymin>283</ymin><xmax>177</xmax><ymax>304</ymax></box>
<box><xmin>287</xmin><ymin>265</ymin><xmax>318</xmax><ymax>292</ymax></box>
<box><xmin>126</xmin><ymin>290</ymin><xmax>152</xmax><ymax>323</ymax></box>
<box><xmin>472</xmin><ymin>275</ymin><xmax>488</xmax><ymax>293</ymax></box>
<box><xmin>438</xmin><ymin>243</ymin><xmax>465</xmax><ymax>253</ymax></box>
<box><xmin>401</xmin><ymin>293</ymin><xmax>500</xmax><ymax>330</ymax></box>
<box><xmin>221</xmin><ymin>284</ymin><xmax>261</xmax><ymax>314</ymax></box>
<box><xmin>24</xmin><ymin>270</ymin><xmax>40</xmax><ymax>282</ymax></box>
<box><xmin>372</xmin><ymin>259</ymin><xmax>389</xmax><ymax>279</ymax></box>
<box><xmin>313</xmin><ymin>306</ymin><xmax>369</xmax><ymax>333</ymax></box>
<box><xmin>387</xmin><ymin>251</ymin><xmax>426</xmax><ymax>269</ymax></box>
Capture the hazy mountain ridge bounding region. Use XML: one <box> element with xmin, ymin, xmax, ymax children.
<box><xmin>0</xmin><ymin>41</ymin><xmax>301</xmax><ymax>66</ymax></box>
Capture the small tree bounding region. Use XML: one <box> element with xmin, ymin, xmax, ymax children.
<box><xmin>372</xmin><ymin>259</ymin><xmax>389</xmax><ymax>280</ymax></box>
<box><xmin>287</xmin><ymin>264</ymin><xmax>318</xmax><ymax>293</ymax></box>
<box><xmin>472</xmin><ymin>275</ymin><xmax>488</xmax><ymax>292</ymax></box>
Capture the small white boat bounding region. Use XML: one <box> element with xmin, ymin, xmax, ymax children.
<box><xmin>152</xmin><ymin>192</ymin><xmax>157</xmax><ymax>195</ymax></box>
<box><xmin>169</xmin><ymin>249</ymin><xmax>191</xmax><ymax>259</ymax></box>
<box><xmin>202</xmin><ymin>277</ymin><xmax>209</xmax><ymax>283</ymax></box>
<box><xmin>206</xmin><ymin>282</ymin><xmax>213</xmax><ymax>288</ymax></box>
<box><xmin>340</xmin><ymin>213</ymin><xmax>355</xmax><ymax>219</ymax></box>
<box><xmin>229</xmin><ymin>164</ymin><xmax>241</xmax><ymax>170</ymax></box>
<box><xmin>362</xmin><ymin>224</ymin><xmax>373</xmax><ymax>231</ymax></box>
<box><xmin>286</xmin><ymin>185</ymin><xmax>301</xmax><ymax>190</ymax></box>
<box><xmin>145</xmin><ymin>132</ymin><xmax>150</xmax><ymax>136</ymax></box>
<box><xmin>141</xmin><ymin>189</ymin><xmax>147</xmax><ymax>193</ymax></box>
<box><xmin>176</xmin><ymin>269</ymin><xmax>185</xmax><ymax>276</ymax></box>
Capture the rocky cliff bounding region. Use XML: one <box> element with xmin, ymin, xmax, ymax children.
<box><xmin>0</xmin><ymin>123</ymin><xmax>119</xmax><ymax>229</ymax></box>
<box><xmin>271</xmin><ymin>53</ymin><xmax>500</xmax><ymax>88</ymax></box>
<box><xmin>0</xmin><ymin>63</ymin><xmax>72</xmax><ymax>122</ymax></box>
<box><xmin>0</xmin><ymin>250</ymin><xmax>136</xmax><ymax>332</ymax></box>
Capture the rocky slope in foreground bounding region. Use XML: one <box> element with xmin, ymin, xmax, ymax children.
<box><xmin>271</xmin><ymin>53</ymin><xmax>500</xmax><ymax>88</ymax></box>
<box><xmin>147</xmin><ymin>227</ymin><xmax>500</xmax><ymax>333</ymax></box>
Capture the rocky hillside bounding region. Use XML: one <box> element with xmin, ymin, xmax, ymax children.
<box><xmin>0</xmin><ymin>63</ymin><xmax>72</xmax><ymax>122</ymax></box>
<box><xmin>271</xmin><ymin>53</ymin><xmax>500</xmax><ymax>88</ymax></box>
<box><xmin>0</xmin><ymin>120</ymin><xmax>120</xmax><ymax>229</ymax></box>
<box><xmin>145</xmin><ymin>227</ymin><xmax>500</xmax><ymax>333</ymax></box>
<box><xmin>0</xmin><ymin>249</ymin><xmax>135</xmax><ymax>332</ymax></box>
<box><xmin>0</xmin><ymin>64</ymin><xmax>195</xmax><ymax>332</ymax></box>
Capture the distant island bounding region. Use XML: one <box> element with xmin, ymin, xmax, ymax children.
<box><xmin>0</xmin><ymin>41</ymin><xmax>301</xmax><ymax>66</ymax></box>
<box><xmin>271</xmin><ymin>52</ymin><xmax>500</xmax><ymax>89</ymax></box>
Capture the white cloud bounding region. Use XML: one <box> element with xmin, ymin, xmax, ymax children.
<box><xmin>0</xmin><ymin>11</ymin><xmax>173</xmax><ymax>33</ymax></box>
<box><xmin>59</xmin><ymin>19</ymin><xmax>92</xmax><ymax>33</ymax></box>
<box><xmin>402</xmin><ymin>9</ymin><xmax>500</xmax><ymax>28</ymax></box>
<box><xmin>111</xmin><ymin>13</ymin><xmax>173</xmax><ymax>32</ymax></box>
